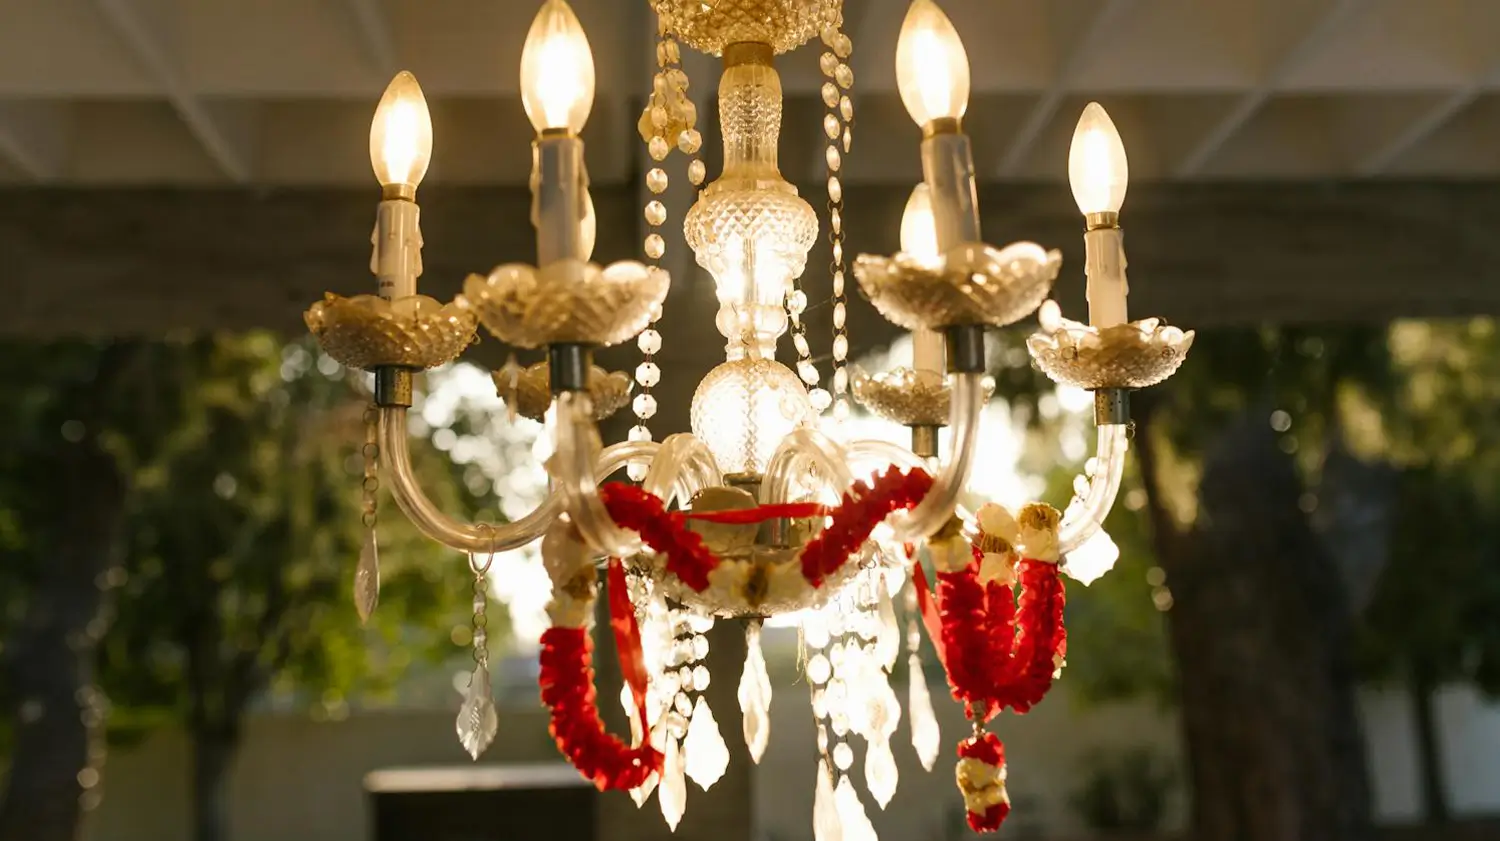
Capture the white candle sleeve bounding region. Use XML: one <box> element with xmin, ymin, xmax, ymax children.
<box><xmin>1084</xmin><ymin>226</ymin><xmax>1128</xmax><ymax>328</ymax></box>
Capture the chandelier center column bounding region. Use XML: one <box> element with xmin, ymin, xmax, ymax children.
<box><xmin>684</xmin><ymin>40</ymin><xmax>818</xmax><ymax>479</ymax></box>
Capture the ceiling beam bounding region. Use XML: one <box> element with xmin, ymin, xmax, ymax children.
<box><xmin>1355</xmin><ymin>69</ymin><xmax>1500</xmax><ymax>175</ymax></box>
<box><xmin>0</xmin><ymin>102</ymin><xmax>70</xmax><ymax>181</ymax></box>
<box><xmin>997</xmin><ymin>0</ymin><xmax>1138</xmax><ymax>178</ymax></box>
<box><xmin>91</xmin><ymin>0</ymin><xmax>255</xmax><ymax>183</ymax></box>
<box><xmin>343</xmin><ymin>0</ymin><xmax>399</xmax><ymax>80</ymax></box>
<box><xmin>1174</xmin><ymin>0</ymin><xmax>1369</xmax><ymax>178</ymax></box>
<box><xmin>9</xmin><ymin>181</ymin><xmax>1500</xmax><ymax>344</ymax></box>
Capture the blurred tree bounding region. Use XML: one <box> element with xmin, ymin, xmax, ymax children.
<box><xmin>1131</xmin><ymin>325</ymin><xmax>1391</xmax><ymax>841</ymax></box>
<box><xmin>0</xmin><ymin>341</ymin><xmax>146</xmax><ymax>841</ymax></box>
<box><xmin>1351</xmin><ymin>319</ymin><xmax>1500</xmax><ymax>825</ymax></box>
<box><xmin>995</xmin><ymin>324</ymin><xmax>1391</xmax><ymax>841</ymax></box>
<box><xmin>0</xmin><ymin>336</ymin><xmax>494</xmax><ymax>841</ymax></box>
<box><xmin>1020</xmin><ymin>317</ymin><xmax>1500</xmax><ymax>834</ymax></box>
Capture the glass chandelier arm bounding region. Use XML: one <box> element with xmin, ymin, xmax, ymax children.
<box><xmin>1057</xmin><ymin>424</ymin><xmax>1129</xmax><ymax>555</ymax></box>
<box><xmin>379</xmin><ymin>406</ymin><xmax>658</xmax><ymax>555</ymax></box>
<box><xmin>643</xmin><ymin>433</ymin><xmax>723</xmax><ymax>508</ymax></box>
<box><xmin>760</xmin><ymin>427</ymin><xmax>855</xmax><ymax>506</ymax></box>
<box><xmin>889</xmin><ymin>371</ymin><xmax>986</xmax><ymax>541</ymax></box>
<box><xmin>379</xmin><ymin>406</ymin><xmax>555</xmax><ymax>553</ymax></box>
<box><xmin>846</xmin><ymin>439</ymin><xmax>926</xmax><ymax>474</ymax></box>
<box><xmin>552</xmin><ymin>391</ymin><xmax>643</xmax><ymax>556</ymax></box>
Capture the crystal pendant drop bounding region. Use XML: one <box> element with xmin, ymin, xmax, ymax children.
<box><xmin>834</xmin><ymin>776</ymin><xmax>878</xmax><ymax>841</ymax></box>
<box><xmin>875</xmin><ymin>579</ymin><xmax>899</xmax><ymax>671</ymax></box>
<box><xmin>354</xmin><ymin>528</ymin><xmax>379</xmax><ymax>624</ymax></box>
<box><xmin>455</xmin><ymin>662</ymin><xmax>498</xmax><ymax>760</ymax></box>
<box><xmin>813</xmin><ymin>759</ymin><xmax>843</xmax><ymax>841</ymax></box>
<box><xmin>907</xmin><ymin>652</ymin><xmax>940</xmax><ymax>771</ymax></box>
<box><xmin>630</xmin><ymin>771</ymin><xmax>659</xmax><ymax>808</ymax></box>
<box><xmin>683</xmin><ymin>696</ymin><xmax>729</xmax><ymax>791</ymax></box>
<box><xmin>738</xmin><ymin>624</ymin><xmax>773</xmax><ymax>762</ymax></box>
<box><xmin>864</xmin><ymin>735</ymin><xmax>899</xmax><ymax>809</ymax></box>
<box><xmin>660</xmin><ymin>736</ymin><xmax>687</xmax><ymax>831</ymax></box>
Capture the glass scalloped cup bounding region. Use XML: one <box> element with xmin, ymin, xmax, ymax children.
<box><xmin>461</xmin><ymin>259</ymin><xmax>669</xmax><ymax>350</ymax></box>
<box><xmin>853</xmin><ymin>241</ymin><xmax>1063</xmax><ymax>332</ymax></box>
<box><xmin>649</xmin><ymin>0</ymin><xmax>842</xmax><ymax>55</ymax></box>
<box><xmin>1026</xmin><ymin>316</ymin><xmax>1195</xmax><ymax>390</ymax></box>
<box><xmin>853</xmin><ymin>366</ymin><xmax>998</xmax><ymax>427</ymax></box>
<box><xmin>493</xmin><ymin>360</ymin><xmax>633</xmax><ymax>422</ymax></box>
<box><xmin>303</xmin><ymin>293</ymin><xmax>477</xmax><ymax>371</ymax></box>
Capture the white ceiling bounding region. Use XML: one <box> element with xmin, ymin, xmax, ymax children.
<box><xmin>5</xmin><ymin>0</ymin><xmax>1500</xmax><ymax>186</ymax></box>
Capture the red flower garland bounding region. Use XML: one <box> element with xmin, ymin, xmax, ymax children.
<box><xmin>541</xmin><ymin>468</ymin><xmax>934</xmax><ymax>795</ymax></box>
<box><xmin>996</xmin><ymin>559</ymin><xmax>1067</xmax><ymax>714</ymax></box>
<box><xmin>598</xmin><ymin>466</ymin><xmax>933</xmax><ymax>593</ymax></box>
<box><xmin>539</xmin><ymin>627</ymin><xmax>662</xmax><ymax>791</ymax></box>
<box><xmin>922</xmin><ymin>554</ymin><xmax>1066</xmax><ymax>720</ymax></box>
<box><xmin>957</xmin><ymin>734</ymin><xmax>1012</xmax><ymax>833</ymax></box>
<box><xmin>935</xmin><ymin>547</ymin><xmax>997</xmax><ymax>717</ymax></box>
<box><xmin>915</xmin><ymin>527</ymin><xmax>1069</xmax><ymax>835</ymax></box>
<box><xmin>538</xmin><ymin>561</ymin><xmax>661</xmax><ymax>792</ymax></box>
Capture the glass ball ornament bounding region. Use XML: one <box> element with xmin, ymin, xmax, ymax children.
<box><xmin>690</xmin><ymin>359</ymin><xmax>816</xmax><ymax>476</ymax></box>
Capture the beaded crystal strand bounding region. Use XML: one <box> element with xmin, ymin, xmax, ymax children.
<box><xmin>632</xmin><ymin>24</ymin><xmax>706</xmax><ymax>480</ymax></box>
<box><xmin>819</xmin><ymin>19</ymin><xmax>855</xmax><ymax>425</ymax></box>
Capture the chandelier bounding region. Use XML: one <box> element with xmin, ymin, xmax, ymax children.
<box><xmin>304</xmin><ymin>0</ymin><xmax>1194</xmax><ymax>836</ymax></box>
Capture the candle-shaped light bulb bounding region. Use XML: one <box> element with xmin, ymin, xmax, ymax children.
<box><xmin>520</xmin><ymin>0</ymin><xmax>596</xmax><ymax>134</ymax></box>
<box><xmin>369</xmin><ymin>71</ymin><xmax>433</xmax><ymax>190</ymax></box>
<box><xmin>895</xmin><ymin>0</ymin><xmax>970</xmax><ymax>127</ymax></box>
<box><xmin>1068</xmin><ymin>102</ymin><xmax>1129</xmax><ymax>216</ymax></box>
<box><xmin>900</xmin><ymin>183</ymin><xmax>940</xmax><ymax>264</ymax></box>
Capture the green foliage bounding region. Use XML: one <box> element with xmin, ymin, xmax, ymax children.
<box><xmin>1056</xmin><ymin>465</ymin><xmax>1175</xmax><ymax>708</ymax></box>
<box><xmin>997</xmin><ymin>322</ymin><xmax>1400</xmax><ymax>708</ymax></box>
<box><xmin>1</xmin><ymin>334</ymin><xmax>496</xmax><ymax>750</ymax></box>
<box><xmin>1069</xmin><ymin>746</ymin><xmax>1175</xmax><ymax>832</ymax></box>
<box><xmin>1011</xmin><ymin>317</ymin><xmax>1500</xmax><ymax>707</ymax></box>
<box><xmin>1354</xmin><ymin>319</ymin><xmax>1500</xmax><ymax>697</ymax></box>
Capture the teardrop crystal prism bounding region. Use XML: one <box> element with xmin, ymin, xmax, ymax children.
<box><xmin>907</xmin><ymin>653</ymin><xmax>941</xmax><ymax>771</ymax></box>
<box><xmin>354</xmin><ymin>529</ymin><xmax>379</xmax><ymax>624</ymax></box>
<box><xmin>629</xmin><ymin>771</ymin><xmax>659</xmax><ymax>808</ymax></box>
<box><xmin>738</xmin><ymin>624</ymin><xmax>773</xmax><ymax>762</ymax></box>
<box><xmin>455</xmin><ymin>663</ymin><xmax>498</xmax><ymax>760</ymax></box>
<box><xmin>659</xmin><ymin>736</ymin><xmax>687</xmax><ymax>831</ymax></box>
<box><xmin>864</xmin><ymin>735</ymin><xmax>899</xmax><ymax>809</ymax></box>
<box><xmin>683</xmin><ymin>696</ymin><xmax>729</xmax><ymax>791</ymax></box>
<box><xmin>813</xmin><ymin>759</ymin><xmax>843</xmax><ymax>841</ymax></box>
<box><xmin>834</xmin><ymin>776</ymin><xmax>878</xmax><ymax>841</ymax></box>
<box><xmin>875</xmin><ymin>578</ymin><xmax>899</xmax><ymax>671</ymax></box>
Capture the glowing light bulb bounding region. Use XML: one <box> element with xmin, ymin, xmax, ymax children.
<box><xmin>520</xmin><ymin>0</ymin><xmax>596</xmax><ymax>134</ymax></box>
<box><xmin>1069</xmin><ymin>102</ymin><xmax>1129</xmax><ymax>216</ymax></box>
<box><xmin>895</xmin><ymin>0</ymin><xmax>970</xmax><ymax>126</ymax></box>
<box><xmin>369</xmin><ymin>71</ymin><xmax>433</xmax><ymax>189</ymax></box>
<box><xmin>899</xmin><ymin>183</ymin><xmax>940</xmax><ymax>264</ymax></box>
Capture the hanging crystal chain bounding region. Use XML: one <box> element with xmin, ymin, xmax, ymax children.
<box><xmin>354</xmin><ymin>404</ymin><xmax>381</xmax><ymax>624</ymax></box>
<box><xmin>633</xmin><ymin>24</ymin><xmax>706</xmax><ymax>480</ymax></box>
<box><xmin>819</xmin><ymin>20</ymin><xmax>855</xmax><ymax>425</ymax></box>
<box><xmin>456</xmin><ymin>545</ymin><xmax>498</xmax><ymax>760</ymax></box>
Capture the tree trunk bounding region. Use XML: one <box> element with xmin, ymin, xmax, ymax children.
<box><xmin>1410</xmin><ymin>671</ymin><xmax>1450</xmax><ymax>825</ymax></box>
<box><xmin>191</xmin><ymin>727</ymin><xmax>239</xmax><ymax>841</ymax></box>
<box><xmin>1137</xmin><ymin>407</ymin><xmax>1373</xmax><ymax>841</ymax></box>
<box><xmin>0</xmin><ymin>414</ymin><xmax>126</xmax><ymax>841</ymax></box>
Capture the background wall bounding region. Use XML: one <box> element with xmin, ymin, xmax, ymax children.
<box><xmin>82</xmin><ymin>678</ymin><xmax>1500</xmax><ymax>841</ymax></box>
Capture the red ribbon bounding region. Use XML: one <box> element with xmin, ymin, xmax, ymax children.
<box><xmin>607</xmin><ymin>559</ymin><xmax>651</xmax><ymax>737</ymax></box>
<box><xmin>912</xmin><ymin>560</ymin><xmax>947</xmax><ymax>670</ymax></box>
<box><xmin>682</xmin><ymin>502</ymin><xmax>829</xmax><ymax>525</ymax></box>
